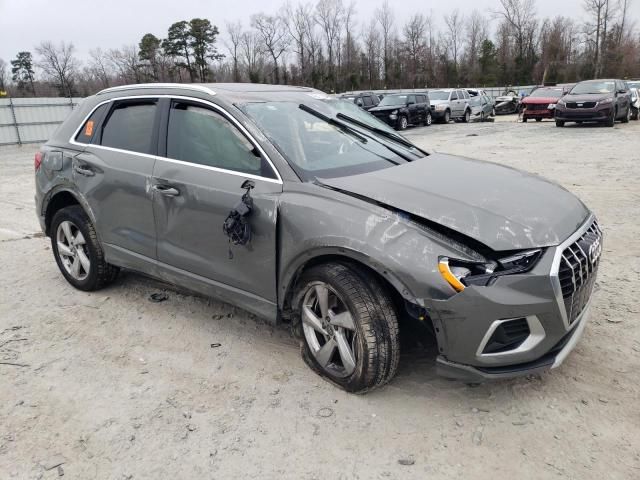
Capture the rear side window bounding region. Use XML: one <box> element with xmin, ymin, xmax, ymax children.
<box><xmin>166</xmin><ymin>101</ymin><xmax>273</xmax><ymax>178</ymax></box>
<box><xmin>101</xmin><ymin>100</ymin><xmax>157</xmax><ymax>154</ymax></box>
<box><xmin>75</xmin><ymin>103</ymin><xmax>109</xmax><ymax>144</ymax></box>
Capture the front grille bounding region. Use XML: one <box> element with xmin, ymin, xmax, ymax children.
<box><xmin>558</xmin><ymin>220</ymin><xmax>602</xmax><ymax>325</ymax></box>
<box><xmin>482</xmin><ymin>318</ymin><xmax>531</xmax><ymax>354</ymax></box>
<box><xmin>526</xmin><ymin>104</ymin><xmax>549</xmax><ymax>111</ymax></box>
<box><xmin>566</xmin><ymin>102</ymin><xmax>597</xmax><ymax>109</ymax></box>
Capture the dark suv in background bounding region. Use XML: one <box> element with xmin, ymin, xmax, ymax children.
<box><xmin>555</xmin><ymin>79</ymin><xmax>631</xmax><ymax>127</ymax></box>
<box><xmin>368</xmin><ymin>93</ymin><xmax>432</xmax><ymax>130</ymax></box>
<box><xmin>339</xmin><ymin>91</ymin><xmax>380</xmax><ymax>111</ymax></box>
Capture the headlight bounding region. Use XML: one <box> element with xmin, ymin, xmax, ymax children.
<box><xmin>557</xmin><ymin>99</ymin><xmax>566</xmax><ymax>107</ymax></box>
<box><xmin>598</xmin><ymin>98</ymin><xmax>612</xmax><ymax>105</ymax></box>
<box><xmin>389</xmin><ymin>110</ymin><xmax>398</xmax><ymax>119</ymax></box>
<box><xmin>438</xmin><ymin>249</ymin><xmax>542</xmax><ymax>292</ymax></box>
<box><xmin>435</xmin><ymin>104</ymin><xmax>446</xmax><ymax>111</ymax></box>
<box><xmin>548</xmin><ymin>104</ymin><xmax>556</xmax><ymax>109</ymax></box>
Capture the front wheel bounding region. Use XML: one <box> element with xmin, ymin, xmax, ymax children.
<box><xmin>397</xmin><ymin>115</ymin><xmax>408</xmax><ymax>130</ymax></box>
<box><xmin>51</xmin><ymin>205</ymin><xmax>119</xmax><ymax>291</ymax></box>
<box><xmin>632</xmin><ymin>107</ymin><xmax>639</xmax><ymax>120</ymax></box>
<box><xmin>463</xmin><ymin>109</ymin><xmax>471</xmax><ymax>123</ymax></box>
<box><xmin>606</xmin><ymin>108</ymin><xmax>616</xmax><ymax>127</ymax></box>
<box><xmin>425</xmin><ymin>111</ymin><xmax>432</xmax><ymax>126</ymax></box>
<box><xmin>294</xmin><ymin>263</ymin><xmax>400</xmax><ymax>393</ymax></box>
<box><xmin>536</xmin><ymin>118</ymin><xmax>542</xmax><ymax>122</ymax></box>
<box><xmin>622</xmin><ymin>106</ymin><xmax>631</xmax><ymax>123</ymax></box>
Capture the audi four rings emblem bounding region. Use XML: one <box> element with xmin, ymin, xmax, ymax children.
<box><xmin>588</xmin><ymin>237</ymin><xmax>602</xmax><ymax>265</ymax></box>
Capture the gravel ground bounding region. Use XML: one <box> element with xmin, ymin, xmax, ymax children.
<box><xmin>1</xmin><ymin>116</ymin><xmax>639</xmax><ymax>479</ymax></box>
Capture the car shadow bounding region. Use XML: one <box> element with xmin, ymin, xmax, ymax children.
<box><xmin>110</xmin><ymin>270</ymin><xmax>537</xmax><ymax>399</ymax></box>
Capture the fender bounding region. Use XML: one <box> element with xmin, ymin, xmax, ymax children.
<box><xmin>42</xmin><ymin>184</ymin><xmax>99</xmax><ymax>239</ymax></box>
<box><xmin>278</xmin><ymin>245</ymin><xmax>420</xmax><ymax>310</ymax></box>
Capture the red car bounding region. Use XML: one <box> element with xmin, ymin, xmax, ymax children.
<box><xmin>521</xmin><ymin>87</ymin><xmax>568</xmax><ymax>122</ymax></box>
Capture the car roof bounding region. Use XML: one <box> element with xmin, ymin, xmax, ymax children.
<box><xmin>96</xmin><ymin>82</ymin><xmax>329</xmax><ymax>104</ymax></box>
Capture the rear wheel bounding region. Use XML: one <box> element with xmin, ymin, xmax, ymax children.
<box><xmin>622</xmin><ymin>106</ymin><xmax>631</xmax><ymax>123</ymax></box>
<box><xmin>51</xmin><ymin>205</ymin><xmax>119</xmax><ymax>291</ymax></box>
<box><xmin>480</xmin><ymin>112</ymin><xmax>485</xmax><ymax>122</ymax></box>
<box><xmin>294</xmin><ymin>263</ymin><xmax>400</xmax><ymax>393</ymax></box>
<box><xmin>463</xmin><ymin>109</ymin><xmax>471</xmax><ymax>123</ymax></box>
<box><xmin>556</xmin><ymin>120</ymin><xmax>565</xmax><ymax>127</ymax></box>
<box><xmin>536</xmin><ymin>118</ymin><xmax>542</xmax><ymax>122</ymax></box>
<box><xmin>443</xmin><ymin>110</ymin><xmax>451</xmax><ymax>123</ymax></box>
<box><xmin>397</xmin><ymin>115</ymin><xmax>408</xmax><ymax>130</ymax></box>
<box><xmin>632</xmin><ymin>107</ymin><xmax>639</xmax><ymax>120</ymax></box>
<box><xmin>523</xmin><ymin>117</ymin><xmax>528</xmax><ymax>123</ymax></box>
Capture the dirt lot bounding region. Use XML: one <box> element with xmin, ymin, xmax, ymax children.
<box><xmin>1</xmin><ymin>116</ymin><xmax>639</xmax><ymax>479</ymax></box>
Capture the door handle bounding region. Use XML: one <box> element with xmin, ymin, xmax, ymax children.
<box><xmin>73</xmin><ymin>164</ymin><xmax>95</xmax><ymax>177</ymax></box>
<box><xmin>152</xmin><ymin>184</ymin><xmax>180</xmax><ymax>197</ymax></box>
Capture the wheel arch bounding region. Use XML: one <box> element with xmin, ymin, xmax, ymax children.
<box><xmin>43</xmin><ymin>187</ymin><xmax>95</xmax><ymax>237</ymax></box>
<box><xmin>279</xmin><ymin>247</ymin><xmax>416</xmax><ymax>315</ymax></box>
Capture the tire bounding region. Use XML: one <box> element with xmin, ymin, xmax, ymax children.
<box><xmin>51</xmin><ymin>205</ymin><xmax>119</xmax><ymax>291</ymax></box>
<box><xmin>463</xmin><ymin>109</ymin><xmax>471</xmax><ymax>123</ymax></box>
<box><xmin>480</xmin><ymin>112</ymin><xmax>485</xmax><ymax>122</ymax></box>
<box><xmin>443</xmin><ymin>110</ymin><xmax>451</xmax><ymax>123</ymax></box>
<box><xmin>556</xmin><ymin>120</ymin><xmax>565</xmax><ymax>127</ymax></box>
<box><xmin>293</xmin><ymin>262</ymin><xmax>400</xmax><ymax>393</ymax></box>
<box><xmin>491</xmin><ymin>108</ymin><xmax>496</xmax><ymax>117</ymax></box>
<box><xmin>397</xmin><ymin>115</ymin><xmax>408</xmax><ymax>130</ymax></box>
<box><xmin>425</xmin><ymin>111</ymin><xmax>432</xmax><ymax>126</ymax></box>
<box><xmin>621</xmin><ymin>106</ymin><xmax>630</xmax><ymax>123</ymax></box>
<box><xmin>522</xmin><ymin>117</ymin><xmax>528</xmax><ymax>123</ymax></box>
<box><xmin>632</xmin><ymin>107</ymin><xmax>639</xmax><ymax>120</ymax></box>
<box><xmin>536</xmin><ymin>118</ymin><xmax>542</xmax><ymax>122</ymax></box>
<box><xmin>606</xmin><ymin>108</ymin><xmax>616</xmax><ymax>127</ymax></box>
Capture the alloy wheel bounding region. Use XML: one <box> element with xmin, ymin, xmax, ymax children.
<box><xmin>426</xmin><ymin>112</ymin><xmax>432</xmax><ymax>126</ymax></box>
<box><xmin>56</xmin><ymin>220</ymin><xmax>90</xmax><ymax>281</ymax></box>
<box><xmin>399</xmin><ymin>116</ymin><xmax>408</xmax><ymax>130</ymax></box>
<box><xmin>301</xmin><ymin>282</ymin><xmax>358</xmax><ymax>378</ymax></box>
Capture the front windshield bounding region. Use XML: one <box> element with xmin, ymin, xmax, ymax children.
<box><xmin>378</xmin><ymin>94</ymin><xmax>407</xmax><ymax>106</ymax></box>
<box><xmin>240</xmin><ymin>99</ymin><xmax>414</xmax><ymax>181</ymax></box>
<box><xmin>429</xmin><ymin>90</ymin><xmax>450</xmax><ymax>101</ymax></box>
<box><xmin>570</xmin><ymin>81</ymin><xmax>615</xmax><ymax>95</ymax></box>
<box><xmin>530</xmin><ymin>88</ymin><xmax>564</xmax><ymax>98</ymax></box>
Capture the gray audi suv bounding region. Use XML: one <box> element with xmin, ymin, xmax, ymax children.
<box><xmin>34</xmin><ymin>83</ymin><xmax>602</xmax><ymax>393</ymax></box>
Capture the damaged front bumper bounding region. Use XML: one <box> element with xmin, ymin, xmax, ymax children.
<box><xmin>435</xmin><ymin>302</ymin><xmax>591</xmax><ymax>382</ymax></box>
<box><xmin>423</xmin><ymin>216</ymin><xmax>600</xmax><ymax>382</ymax></box>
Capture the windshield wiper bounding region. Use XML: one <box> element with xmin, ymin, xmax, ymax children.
<box><xmin>335</xmin><ymin>113</ymin><xmax>418</xmax><ymax>150</ymax></box>
<box><xmin>299</xmin><ymin>104</ymin><xmax>368</xmax><ymax>144</ymax></box>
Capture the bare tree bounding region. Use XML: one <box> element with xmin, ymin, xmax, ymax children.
<box><xmin>375</xmin><ymin>0</ymin><xmax>394</xmax><ymax>87</ymax></box>
<box><xmin>316</xmin><ymin>0</ymin><xmax>344</xmax><ymax>89</ymax></box>
<box><xmin>108</xmin><ymin>46</ymin><xmax>142</xmax><ymax>84</ymax></box>
<box><xmin>35</xmin><ymin>41</ymin><xmax>79</xmax><ymax>97</ymax></box>
<box><xmin>0</xmin><ymin>58</ymin><xmax>8</xmax><ymax>91</ymax></box>
<box><xmin>87</xmin><ymin>48</ymin><xmax>111</xmax><ymax>89</ymax></box>
<box><xmin>363</xmin><ymin>19</ymin><xmax>382</xmax><ymax>89</ymax></box>
<box><xmin>464</xmin><ymin>10</ymin><xmax>489</xmax><ymax>82</ymax></box>
<box><xmin>495</xmin><ymin>0</ymin><xmax>539</xmax><ymax>82</ymax></box>
<box><xmin>402</xmin><ymin>14</ymin><xmax>427</xmax><ymax>87</ymax></box>
<box><xmin>282</xmin><ymin>1</ymin><xmax>313</xmax><ymax>83</ymax></box>
<box><xmin>241</xmin><ymin>31</ymin><xmax>264</xmax><ymax>83</ymax></box>
<box><xmin>226</xmin><ymin>21</ymin><xmax>243</xmax><ymax>82</ymax></box>
<box><xmin>444</xmin><ymin>9</ymin><xmax>465</xmax><ymax>71</ymax></box>
<box><xmin>251</xmin><ymin>13</ymin><xmax>290</xmax><ymax>84</ymax></box>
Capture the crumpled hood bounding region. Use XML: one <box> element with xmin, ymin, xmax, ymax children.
<box><xmin>369</xmin><ymin>105</ymin><xmax>402</xmax><ymax>113</ymax></box>
<box><xmin>522</xmin><ymin>97</ymin><xmax>561</xmax><ymax>105</ymax></box>
<box><xmin>320</xmin><ymin>153</ymin><xmax>590</xmax><ymax>251</ymax></box>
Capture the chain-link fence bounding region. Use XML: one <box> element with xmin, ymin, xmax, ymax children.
<box><xmin>0</xmin><ymin>97</ymin><xmax>83</xmax><ymax>146</ymax></box>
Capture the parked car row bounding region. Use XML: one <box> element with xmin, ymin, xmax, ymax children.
<box><xmin>339</xmin><ymin>88</ymin><xmax>496</xmax><ymax>130</ymax></box>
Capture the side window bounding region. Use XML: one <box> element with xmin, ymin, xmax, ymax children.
<box><xmin>450</xmin><ymin>91</ymin><xmax>458</xmax><ymax>101</ymax></box>
<box><xmin>101</xmin><ymin>100</ymin><xmax>157</xmax><ymax>154</ymax></box>
<box><xmin>417</xmin><ymin>95</ymin><xmax>426</xmax><ymax>104</ymax></box>
<box><xmin>372</xmin><ymin>95</ymin><xmax>380</xmax><ymax>105</ymax></box>
<box><xmin>407</xmin><ymin>95</ymin><xmax>416</xmax><ymax>104</ymax></box>
<box><xmin>75</xmin><ymin>103</ymin><xmax>109</xmax><ymax>144</ymax></box>
<box><xmin>166</xmin><ymin>101</ymin><xmax>273</xmax><ymax>178</ymax></box>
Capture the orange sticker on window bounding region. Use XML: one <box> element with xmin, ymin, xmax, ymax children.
<box><xmin>85</xmin><ymin>120</ymin><xmax>94</xmax><ymax>137</ymax></box>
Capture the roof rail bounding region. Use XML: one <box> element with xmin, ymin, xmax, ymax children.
<box><xmin>97</xmin><ymin>83</ymin><xmax>216</xmax><ymax>96</ymax></box>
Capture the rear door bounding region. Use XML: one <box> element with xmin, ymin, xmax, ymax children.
<box><xmin>152</xmin><ymin>98</ymin><xmax>282</xmax><ymax>303</ymax></box>
<box><xmin>72</xmin><ymin>98</ymin><xmax>159</xmax><ymax>259</ymax></box>
<box><xmin>449</xmin><ymin>91</ymin><xmax>459</xmax><ymax>116</ymax></box>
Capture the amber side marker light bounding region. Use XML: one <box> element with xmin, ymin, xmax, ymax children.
<box><xmin>438</xmin><ymin>258</ymin><xmax>466</xmax><ymax>292</ymax></box>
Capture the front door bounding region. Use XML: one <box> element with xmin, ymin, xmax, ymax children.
<box><xmin>151</xmin><ymin>98</ymin><xmax>282</xmax><ymax>305</ymax></box>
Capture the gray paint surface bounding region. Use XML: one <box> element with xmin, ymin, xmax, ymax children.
<box><xmin>35</xmin><ymin>83</ymin><xmax>597</xmax><ymax>379</ymax></box>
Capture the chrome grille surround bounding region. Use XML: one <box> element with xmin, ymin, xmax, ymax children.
<box><xmin>550</xmin><ymin>215</ymin><xmax>602</xmax><ymax>331</ymax></box>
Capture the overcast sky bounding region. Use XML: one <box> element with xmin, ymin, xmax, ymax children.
<box><xmin>1</xmin><ymin>0</ymin><xmax>639</xmax><ymax>63</ymax></box>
